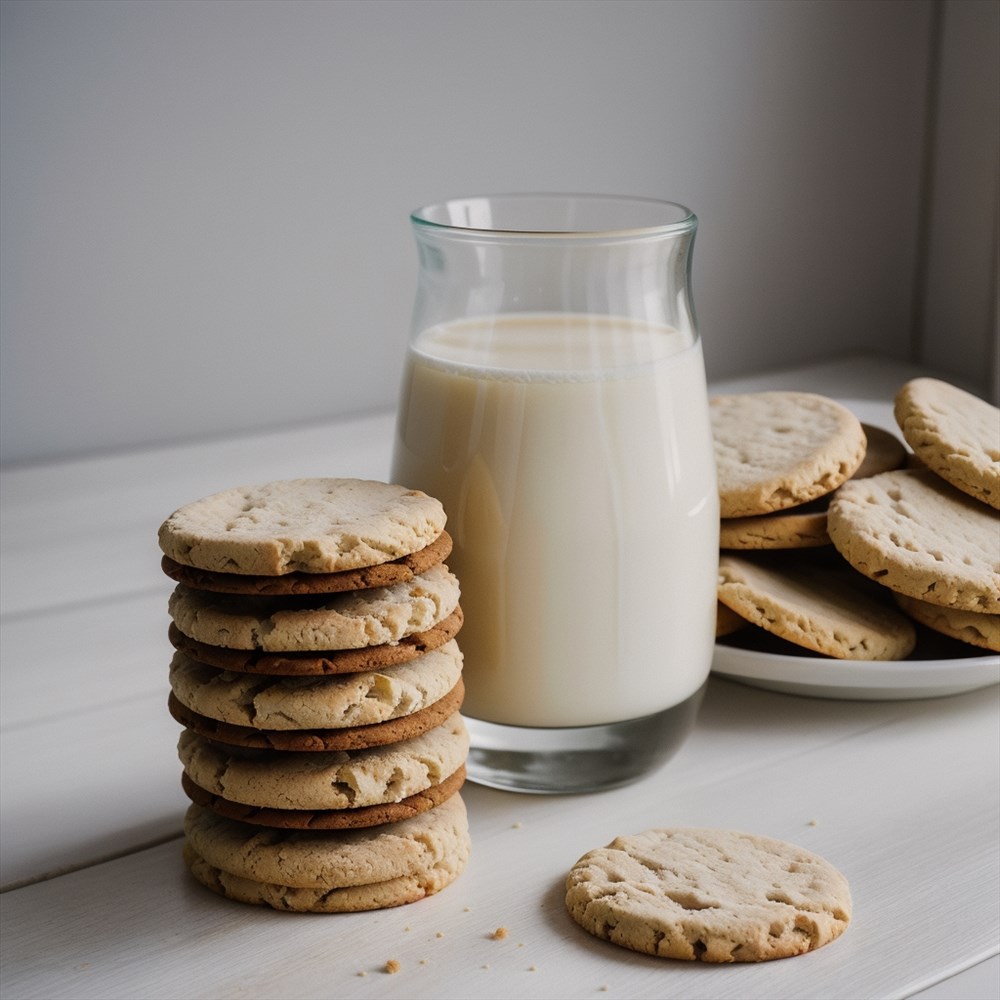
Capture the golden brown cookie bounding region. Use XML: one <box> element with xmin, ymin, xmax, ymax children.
<box><xmin>565</xmin><ymin>827</ymin><xmax>851</xmax><ymax>962</ymax></box>
<box><xmin>894</xmin><ymin>378</ymin><xmax>1000</xmax><ymax>509</ymax></box>
<box><xmin>894</xmin><ymin>594</ymin><xmax>1000</xmax><ymax>652</ymax></box>
<box><xmin>828</xmin><ymin>469</ymin><xmax>999</xmax><ymax>613</ymax></box>
<box><xmin>717</xmin><ymin>553</ymin><xmax>916</xmax><ymax>659</ymax></box>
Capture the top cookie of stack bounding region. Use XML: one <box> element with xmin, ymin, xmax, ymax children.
<box><xmin>158</xmin><ymin>478</ymin><xmax>472</xmax><ymax>914</ymax></box>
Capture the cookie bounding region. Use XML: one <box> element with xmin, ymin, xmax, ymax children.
<box><xmin>169</xmin><ymin>640</ymin><xmax>463</xmax><ymax>731</ymax></box>
<box><xmin>167</xmin><ymin>564</ymin><xmax>460</xmax><ymax>651</ymax></box>
<box><xmin>894</xmin><ymin>594</ymin><xmax>1000</xmax><ymax>652</ymax></box>
<box><xmin>717</xmin><ymin>553</ymin><xmax>916</xmax><ymax>659</ymax></box>
<box><xmin>177</xmin><ymin>713</ymin><xmax>469</xmax><ymax>811</ymax></box>
<box><xmin>161</xmin><ymin>531</ymin><xmax>452</xmax><ymax>595</ymax></box>
<box><xmin>167</xmin><ymin>607</ymin><xmax>463</xmax><ymax>676</ymax></box>
<box><xmin>159</xmin><ymin>478</ymin><xmax>447</xmax><ymax>575</ymax></box>
<box><xmin>181</xmin><ymin>764</ymin><xmax>466</xmax><ymax>830</ymax></box>
<box><xmin>565</xmin><ymin>827</ymin><xmax>851</xmax><ymax>962</ymax></box>
<box><xmin>717</xmin><ymin>424</ymin><xmax>907</xmax><ymax>551</ymax></box>
<box><xmin>715</xmin><ymin>602</ymin><xmax>748</xmax><ymax>637</ymax></box>
<box><xmin>167</xmin><ymin>679</ymin><xmax>465</xmax><ymax>751</ymax></box>
<box><xmin>894</xmin><ymin>378</ymin><xmax>1000</xmax><ymax>509</ymax></box>
<box><xmin>828</xmin><ymin>469</ymin><xmax>1000</xmax><ymax>613</ymax></box>
<box><xmin>711</xmin><ymin>392</ymin><xmax>866</xmax><ymax>517</ymax></box>
<box><xmin>183</xmin><ymin>794</ymin><xmax>470</xmax><ymax>911</ymax></box>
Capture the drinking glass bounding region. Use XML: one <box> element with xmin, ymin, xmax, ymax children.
<box><xmin>391</xmin><ymin>194</ymin><xmax>718</xmax><ymax>793</ymax></box>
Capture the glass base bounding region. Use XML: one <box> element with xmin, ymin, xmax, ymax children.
<box><xmin>463</xmin><ymin>682</ymin><xmax>706</xmax><ymax>795</ymax></box>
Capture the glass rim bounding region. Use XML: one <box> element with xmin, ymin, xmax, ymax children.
<box><xmin>410</xmin><ymin>192</ymin><xmax>697</xmax><ymax>240</ymax></box>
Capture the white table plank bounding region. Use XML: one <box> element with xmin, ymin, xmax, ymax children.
<box><xmin>1</xmin><ymin>681</ymin><xmax>996</xmax><ymax>1000</ymax></box>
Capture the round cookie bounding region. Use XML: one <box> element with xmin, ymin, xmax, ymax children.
<box><xmin>828</xmin><ymin>469</ymin><xmax>1000</xmax><ymax>613</ymax></box>
<box><xmin>715</xmin><ymin>601</ymin><xmax>748</xmax><ymax>637</ymax></box>
<box><xmin>894</xmin><ymin>378</ymin><xmax>1000</xmax><ymax>509</ymax></box>
<box><xmin>719</xmin><ymin>500</ymin><xmax>830</xmax><ymax>551</ymax></box>
<box><xmin>167</xmin><ymin>606</ymin><xmax>463</xmax><ymax>676</ymax></box>
<box><xmin>167</xmin><ymin>564</ymin><xmax>460</xmax><ymax>651</ymax></box>
<box><xmin>159</xmin><ymin>478</ymin><xmax>447</xmax><ymax>576</ymax></box>
<box><xmin>183</xmin><ymin>794</ymin><xmax>470</xmax><ymax>912</ymax></box>
<box><xmin>169</xmin><ymin>640</ymin><xmax>463</xmax><ymax>731</ymax></box>
<box><xmin>177</xmin><ymin>713</ymin><xmax>469</xmax><ymax>811</ymax></box>
<box><xmin>161</xmin><ymin>531</ymin><xmax>452</xmax><ymax>595</ymax></box>
<box><xmin>181</xmin><ymin>764</ymin><xmax>466</xmax><ymax>830</ymax></box>
<box><xmin>711</xmin><ymin>392</ymin><xmax>866</xmax><ymax>517</ymax></box>
<box><xmin>717</xmin><ymin>554</ymin><xmax>916</xmax><ymax>659</ymax></box>
<box><xmin>565</xmin><ymin>827</ymin><xmax>851</xmax><ymax>962</ymax></box>
<box><xmin>168</xmin><ymin>679</ymin><xmax>465</xmax><ymax>751</ymax></box>
<box><xmin>853</xmin><ymin>422</ymin><xmax>908</xmax><ymax>480</ymax></box>
<box><xmin>894</xmin><ymin>594</ymin><xmax>1000</xmax><ymax>652</ymax></box>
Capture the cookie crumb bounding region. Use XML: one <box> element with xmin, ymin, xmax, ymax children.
<box><xmin>435</xmin><ymin>931</ymin><xmax>445</xmax><ymax>939</ymax></box>
<box><xmin>491</xmin><ymin>926</ymin><xmax>509</xmax><ymax>940</ymax></box>
<box><xmin>356</xmin><ymin>971</ymin><xmax>367</xmax><ymax>978</ymax></box>
<box><xmin>511</xmin><ymin>822</ymin><xmax>523</xmax><ymax>829</ymax></box>
<box><xmin>463</xmin><ymin>906</ymin><xmax>471</xmax><ymax>912</ymax></box>
<box><xmin>528</xmin><ymin>964</ymin><xmax>538</xmax><ymax>972</ymax></box>
<box><xmin>807</xmin><ymin>819</ymin><xmax>819</xmax><ymax>827</ymax></box>
<box><xmin>599</xmin><ymin>987</ymin><xmax>609</xmax><ymax>993</ymax></box>
<box><xmin>419</xmin><ymin>959</ymin><xmax>428</xmax><ymax>966</ymax></box>
<box><xmin>482</xmin><ymin>964</ymin><xmax>491</xmax><ymax>970</ymax></box>
<box><xmin>384</xmin><ymin>960</ymin><xmax>400</xmax><ymax>975</ymax></box>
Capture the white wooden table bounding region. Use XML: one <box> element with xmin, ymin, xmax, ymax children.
<box><xmin>2</xmin><ymin>356</ymin><xmax>997</xmax><ymax>1000</ymax></box>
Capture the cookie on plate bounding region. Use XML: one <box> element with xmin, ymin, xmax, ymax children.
<box><xmin>566</xmin><ymin>827</ymin><xmax>851</xmax><ymax>962</ymax></box>
<box><xmin>711</xmin><ymin>392</ymin><xmax>866</xmax><ymax>518</ymax></box>
<box><xmin>717</xmin><ymin>553</ymin><xmax>916</xmax><ymax>659</ymax></box>
<box><xmin>828</xmin><ymin>469</ymin><xmax>999</xmax><ymax>613</ymax></box>
<box><xmin>894</xmin><ymin>378</ymin><xmax>1000</xmax><ymax>509</ymax></box>
<box><xmin>894</xmin><ymin>594</ymin><xmax>1000</xmax><ymax>652</ymax></box>
<box><xmin>184</xmin><ymin>794</ymin><xmax>471</xmax><ymax>912</ymax></box>
<box><xmin>159</xmin><ymin>478</ymin><xmax>447</xmax><ymax>576</ymax></box>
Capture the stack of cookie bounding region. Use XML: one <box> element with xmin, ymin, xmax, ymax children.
<box><xmin>157</xmin><ymin>478</ymin><xmax>472</xmax><ymax>912</ymax></box>
<box><xmin>712</xmin><ymin>381</ymin><xmax>999</xmax><ymax>659</ymax></box>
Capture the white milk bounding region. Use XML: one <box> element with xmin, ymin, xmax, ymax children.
<box><xmin>391</xmin><ymin>313</ymin><xmax>718</xmax><ymax>728</ymax></box>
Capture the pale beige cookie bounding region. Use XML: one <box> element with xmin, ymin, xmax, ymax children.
<box><xmin>828</xmin><ymin>469</ymin><xmax>1000</xmax><ymax>613</ymax></box>
<box><xmin>711</xmin><ymin>392</ymin><xmax>866</xmax><ymax>517</ymax></box>
<box><xmin>167</xmin><ymin>606</ymin><xmax>464</xmax><ymax>676</ymax></box>
<box><xmin>169</xmin><ymin>640</ymin><xmax>463</xmax><ymax>731</ymax></box>
<box><xmin>718</xmin><ymin>424</ymin><xmax>908</xmax><ymax>551</ymax></box>
<box><xmin>894</xmin><ymin>594</ymin><xmax>1000</xmax><ymax>652</ymax></box>
<box><xmin>168</xmin><ymin>564</ymin><xmax>460</xmax><ymax>651</ymax></box>
<box><xmin>161</xmin><ymin>531</ymin><xmax>452</xmax><ymax>595</ymax></box>
<box><xmin>565</xmin><ymin>827</ymin><xmax>851</xmax><ymax>962</ymax></box>
<box><xmin>181</xmin><ymin>764</ymin><xmax>466</xmax><ymax>830</ymax></box>
<box><xmin>894</xmin><ymin>378</ymin><xmax>1000</xmax><ymax>509</ymax></box>
<box><xmin>168</xmin><ymin>679</ymin><xmax>464</xmax><ymax>752</ymax></box>
<box><xmin>184</xmin><ymin>793</ymin><xmax>469</xmax><ymax>891</ymax></box>
<box><xmin>717</xmin><ymin>554</ymin><xmax>916</xmax><ymax>659</ymax></box>
<box><xmin>178</xmin><ymin>713</ymin><xmax>469</xmax><ymax>810</ymax></box>
<box><xmin>159</xmin><ymin>478</ymin><xmax>447</xmax><ymax>575</ymax></box>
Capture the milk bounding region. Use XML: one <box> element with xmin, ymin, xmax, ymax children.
<box><xmin>391</xmin><ymin>313</ymin><xmax>718</xmax><ymax>728</ymax></box>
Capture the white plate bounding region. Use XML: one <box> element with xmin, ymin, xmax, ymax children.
<box><xmin>711</xmin><ymin>395</ymin><xmax>999</xmax><ymax>700</ymax></box>
<box><xmin>712</xmin><ymin>643</ymin><xmax>1000</xmax><ymax>700</ymax></box>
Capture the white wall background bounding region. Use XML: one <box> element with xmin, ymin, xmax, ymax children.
<box><xmin>1</xmin><ymin>0</ymin><xmax>996</xmax><ymax>465</ymax></box>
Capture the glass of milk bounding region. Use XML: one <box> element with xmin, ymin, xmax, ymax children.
<box><xmin>391</xmin><ymin>194</ymin><xmax>718</xmax><ymax>793</ymax></box>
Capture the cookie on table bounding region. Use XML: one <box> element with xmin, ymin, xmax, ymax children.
<box><xmin>565</xmin><ymin>827</ymin><xmax>851</xmax><ymax>962</ymax></box>
<box><xmin>178</xmin><ymin>713</ymin><xmax>468</xmax><ymax>818</ymax></box>
<box><xmin>828</xmin><ymin>469</ymin><xmax>1000</xmax><ymax>613</ymax></box>
<box><xmin>168</xmin><ymin>640</ymin><xmax>463</xmax><ymax>731</ymax></box>
<box><xmin>711</xmin><ymin>392</ymin><xmax>867</xmax><ymax>518</ymax></box>
<box><xmin>894</xmin><ymin>595</ymin><xmax>999</xmax><ymax>652</ymax></box>
<box><xmin>161</xmin><ymin>531</ymin><xmax>453</xmax><ymax>595</ymax></box>
<box><xmin>167</xmin><ymin>564</ymin><xmax>460</xmax><ymax>651</ymax></box>
<box><xmin>717</xmin><ymin>553</ymin><xmax>916</xmax><ymax>659</ymax></box>
<box><xmin>894</xmin><ymin>378</ymin><xmax>1000</xmax><ymax>509</ymax></box>
<box><xmin>184</xmin><ymin>794</ymin><xmax>470</xmax><ymax>912</ymax></box>
<box><xmin>159</xmin><ymin>478</ymin><xmax>447</xmax><ymax>576</ymax></box>
<box><xmin>167</xmin><ymin>607</ymin><xmax>464</xmax><ymax>676</ymax></box>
